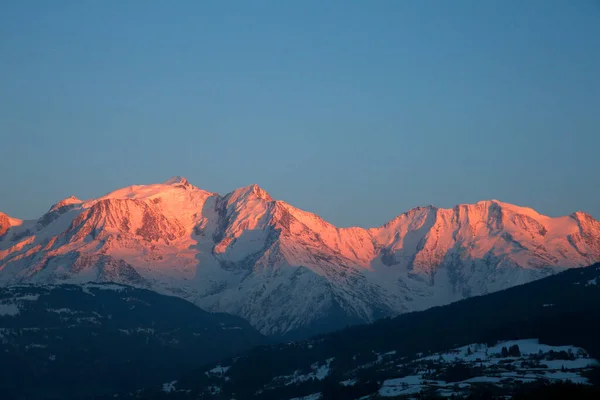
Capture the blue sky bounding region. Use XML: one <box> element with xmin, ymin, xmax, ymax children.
<box><xmin>1</xmin><ymin>0</ymin><xmax>599</xmax><ymax>227</ymax></box>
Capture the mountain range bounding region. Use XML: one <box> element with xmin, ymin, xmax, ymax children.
<box><xmin>1</xmin><ymin>177</ymin><xmax>599</xmax><ymax>338</ymax></box>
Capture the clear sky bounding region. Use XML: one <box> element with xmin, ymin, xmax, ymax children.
<box><xmin>1</xmin><ymin>1</ymin><xmax>599</xmax><ymax>227</ymax></box>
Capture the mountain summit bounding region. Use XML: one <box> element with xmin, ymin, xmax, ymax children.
<box><xmin>1</xmin><ymin>179</ymin><xmax>599</xmax><ymax>338</ymax></box>
<box><xmin>164</xmin><ymin>176</ymin><xmax>191</xmax><ymax>187</ymax></box>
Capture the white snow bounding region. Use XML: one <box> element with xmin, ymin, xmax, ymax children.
<box><xmin>49</xmin><ymin>196</ymin><xmax>83</xmax><ymax>212</ymax></box>
<box><xmin>25</xmin><ymin>344</ymin><xmax>47</xmax><ymax>349</ymax></box>
<box><xmin>586</xmin><ymin>278</ymin><xmax>598</xmax><ymax>286</ymax></box>
<box><xmin>417</xmin><ymin>339</ymin><xmax>591</xmax><ymax>366</ymax></box>
<box><xmin>15</xmin><ymin>294</ymin><xmax>40</xmax><ymax>301</ymax></box>
<box><xmin>83</xmin><ymin>283</ymin><xmax>127</xmax><ymax>292</ymax></box>
<box><xmin>313</xmin><ymin>358</ymin><xmax>334</xmax><ymax>380</ymax></box>
<box><xmin>162</xmin><ymin>381</ymin><xmax>177</xmax><ymax>393</ymax></box>
<box><xmin>164</xmin><ymin>176</ymin><xmax>188</xmax><ymax>186</ymax></box>
<box><xmin>272</xmin><ymin>358</ymin><xmax>335</xmax><ymax>386</ymax></box>
<box><xmin>7</xmin><ymin>216</ymin><xmax>23</xmax><ymax>226</ymax></box>
<box><xmin>206</xmin><ymin>365</ymin><xmax>230</xmax><ymax>376</ymax></box>
<box><xmin>289</xmin><ymin>393</ymin><xmax>321</xmax><ymax>400</ymax></box>
<box><xmin>376</xmin><ymin>350</ymin><xmax>397</xmax><ymax>363</ymax></box>
<box><xmin>437</xmin><ymin>389</ymin><xmax>458</xmax><ymax>397</ymax></box>
<box><xmin>48</xmin><ymin>308</ymin><xmax>75</xmax><ymax>314</ymax></box>
<box><xmin>0</xmin><ymin>304</ymin><xmax>20</xmax><ymax>316</ymax></box>
<box><xmin>379</xmin><ymin>375</ymin><xmax>426</xmax><ymax>397</ymax></box>
<box><xmin>207</xmin><ymin>385</ymin><xmax>221</xmax><ymax>394</ymax></box>
<box><xmin>373</xmin><ymin>339</ymin><xmax>599</xmax><ymax>398</ymax></box>
<box><xmin>76</xmin><ymin>316</ymin><xmax>100</xmax><ymax>324</ymax></box>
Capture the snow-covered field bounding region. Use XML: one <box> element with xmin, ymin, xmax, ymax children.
<box><xmin>198</xmin><ymin>338</ymin><xmax>598</xmax><ymax>400</ymax></box>
<box><xmin>268</xmin><ymin>358</ymin><xmax>336</xmax><ymax>387</ymax></box>
<box><xmin>375</xmin><ymin>339</ymin><xmax>598</xmax><ymax>398</ymax></box>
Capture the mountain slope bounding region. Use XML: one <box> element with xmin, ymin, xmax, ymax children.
<box><xmin>135</xmin><ymin>262</ymin><xmax>600</xmax><ymax>400</ymax></box>
<box><xmin>0</xmin><ymin>282</ymin><xmax>266</xmax><ymax>400</ymax></box>
<box><xmin>1</xmin><ymin>178</ymin><xmax>599</xmax><ymax>337</ymax></box>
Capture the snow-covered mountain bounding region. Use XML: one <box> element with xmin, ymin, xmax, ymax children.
<box><xmin>1</xmin><ymin>177</ymin><xmax>599</xmax><ymax>337</ymax></box>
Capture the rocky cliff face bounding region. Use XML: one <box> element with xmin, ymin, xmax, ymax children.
<box><xmin>1</xmin><ymin>178</ymin><xmax>599</xmax><ymax>338</ymax></box>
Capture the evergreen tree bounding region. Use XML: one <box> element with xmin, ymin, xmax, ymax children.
<box><xmin>509</xmin><ymin>344</ymin><xmax>521</xmax><ymax>357</ymax></box>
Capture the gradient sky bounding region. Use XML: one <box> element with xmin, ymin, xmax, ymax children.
<box><xmin>1</xmin><ymin>1</ymin><xmax>599</xmax><ymax>227</ymax></box>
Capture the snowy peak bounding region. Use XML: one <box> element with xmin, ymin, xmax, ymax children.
<box><xmin>220</xmin><ymin>184</ymin><xmax>274</xmax><ymax>226</ymax></box>
<box><xmin>226</xmin><ymin>184</ymin><xmax>273</xmax><ymax>203</ymax></box>
<box><xmin>473</xmin><ymin>199</ymin><xmax>543</xmax><ymax>219</ymax></box>
<box><xmin>368</xmin><ymin>199</ymin><xmax>600</xmax><ymax>279</ymax></box>
<box><xmin>93</xmin><ymin>179</ymin><xmax>215</xmax><ymax>229</ymax></box>
<box><xmin>444</xmin><ymin>199</ymin><xmax>540</xmax><ymax>227</ymax></box>
<box><xmin>210</xmin><ymin>185</ymin><xmax>277</xmax><ymax>259</ymax></box>
<box><xmin>99</xmin><ymin>180</ymin><xmax>209</xmax><ymax>201</ymax></box>
<box><xmin>377</xmin><ymin>205</ymin><xmax>438</xmax><ymax>230</ymax></box>
<box><xmin>571</xmin><ymin>210</ymin><xmax>597</xmax><ymax>223</ymax></box>
<box><xmin>163</xmin><ymin>176</ymin><xmax>191</xmax><ymax>187</ymax></box>
<box><xmin>66</xmin><ymin>197</ymin><xmax>186</xmax><ymax>244</ymax></box>
<box><xmin>49</xmin><ymin>195</ymin><xmax>83</xmax><ymax>213</ymax></box>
